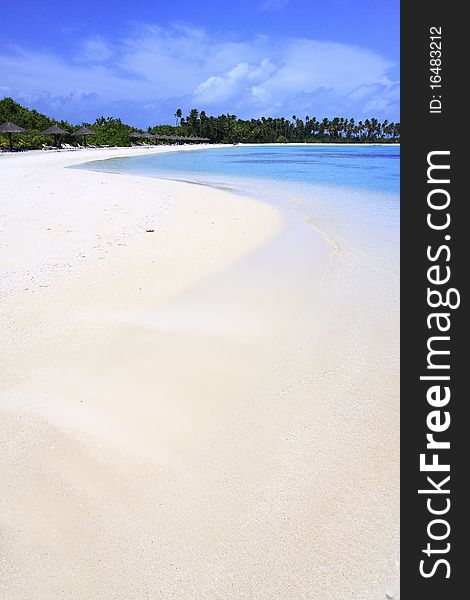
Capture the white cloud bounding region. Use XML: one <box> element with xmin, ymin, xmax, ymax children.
<box><xmin>0</xmin><ymin>24</ymin><xmax>399</xmax><ymax>126</ymax></box>
<box><xmin>250</xmin><ymin>85</ymin><xmax>273</xmax><ymax>105</ymax></box>
<box><xmin>76</xmin><ymin>36</ymin><xmax>113</xmax><ymax>63</ymax></box>
<box><xmin>194</xmin><ymin>59</ymin><xmax>278</xmax><ymax>104</ymax></box>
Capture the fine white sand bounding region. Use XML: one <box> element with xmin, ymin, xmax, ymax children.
<box><xmin>0</xmin><ymin>146</ymin><xmax>399</xmax><ymax>599</ymax></box>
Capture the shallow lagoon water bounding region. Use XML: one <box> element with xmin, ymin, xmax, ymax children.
<box><xmin>79</xmin><ymin>144</ymin><xmax>399</xmax><ymax>194</ymax></box>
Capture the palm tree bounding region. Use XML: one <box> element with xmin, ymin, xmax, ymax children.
<box><xmin>348</xmin><ymin>118</ymin><xmax>355</xmax><ymax>139</ymax></box>
<box><xmin>370</xmin><ymin>117</ymin><xmax>379</xmax><ymax>141</ymax></box>
<box><xmin>310</xmin><ymin>116</ymin><xmax>318</xmax><ymax>139</ymax></box>
<box><xmin>174</xmin><ymin>108</ymin><xmax>183</xmax><ymax>127</ymax></box>
<box><xmin>381</xmin><ymin>119</ymin><xmax>389</xmax><ymax>139</ymax></box>
<box><xmin>357</xmin><ymin>121</ymin><xmax>364</xmax><ymax>141</ymax></box>
<box><xmin>199</xmin><ymin>110</ymin><xmax>207</xmax><ymax>136</ymax></box>
<box><xmin>186</xmin><ymin>109</ymin><xmax>199</xmax><ymax>136</ymax></box>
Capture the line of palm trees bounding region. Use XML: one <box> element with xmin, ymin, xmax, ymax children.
<box><xmin>173</xmin><ymin>109</ymin><xmax>399</xmax><ymax>143</ymax></box>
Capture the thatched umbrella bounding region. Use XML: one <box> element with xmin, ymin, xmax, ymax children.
<box><xmin>72</xmin><ymin>126</ymin><xmax>95</xmax><ymax>147</ymax></box>
<box><xmin>0</xmin><ymin>121</ymin><xmax>28</xmax><ymax>151</ymax></box>
<box><xmin>41</xmin><ymin>125</ymin><xmax>69</xmax><ymax>148</ymax></box>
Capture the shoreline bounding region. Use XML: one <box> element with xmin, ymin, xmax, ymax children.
<box><xmin>0</xmin><ymin>147</ymin><xmax>399</xmax><ymax>599</ymax></box>
<box><xmin>0</xmin><ymin>141</ymin><xmax>400</xmax><ymax>160</ymax></box>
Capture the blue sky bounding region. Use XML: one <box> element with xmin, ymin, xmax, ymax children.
<box><xmin>0</xmin><ymin>0</ymin><xmax>399</xmax><ymax>127</ymax></box>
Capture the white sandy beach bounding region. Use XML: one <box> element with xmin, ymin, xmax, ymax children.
<box><xmin>0</xmin><ymin>146</ymin><xmax>399</xmax><ymax>599</ymax></box>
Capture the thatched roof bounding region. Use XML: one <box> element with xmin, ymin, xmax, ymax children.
<box><xmin>0</xmin><ymin>121</ymin><xmax>28</xmax><ymax>134</ymax></box>
<box><xmin>41</xmin><ymin>125</ymin><xmax>69</xmax><ymax>135</ymax></box>
<box><xmin>72</xmin><ymin>126</ymin><xmax>95</xmax><ymax>136</ymax></box>
<box><xmin>144</xmin><ymin>133</ymin><xmax>211</xmax><ymax>143</ymax></box>
<box><xmin>130</xmin><ymin>132</ymin><xmax>154</xmax><ymax>139</ymax></box>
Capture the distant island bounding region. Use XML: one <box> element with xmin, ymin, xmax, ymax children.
<box><xmin>0</xmin><ymin>97</ymin><xmax>399</xmax><ymax>150</ymax></box>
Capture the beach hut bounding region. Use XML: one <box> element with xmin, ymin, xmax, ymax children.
<box><xmin>132</xmin><ymin>132</ymin><xmax>154</xmax><ymax>145</ymax></box>
<box><xmin>72</xmin><ymin>126</ymin><xmax>95</xmax><ymax>147</ymax></box>
<box><xmin>129</xmin><ymin>131</ymin><xmax>146</xmax><ymax>144</ymax></box>
<box><xmin>0</xmin><ymin>121</ymin><xmax>28</xmax><ymax>151</ymax></box>
<box><xmin>41</xmin><ymin>125</ymin><xmax>69</xmax><ymax>148</ymax></box>
<box><xmin>152</xmin><ymin>135</ymin><xmax>166</xmax><ymax>144</ymax></box>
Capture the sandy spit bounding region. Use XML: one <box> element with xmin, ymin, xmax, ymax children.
<box><xmin>0</xmin><ymin>145</ymin><xmax>399</xmax><ymax>599</ymax></box>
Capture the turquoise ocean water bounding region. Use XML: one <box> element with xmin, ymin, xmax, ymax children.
<box><xmin>79</xmin><ymin>144</ymin><xmax>398</xmax><ymax>193</ymax></box>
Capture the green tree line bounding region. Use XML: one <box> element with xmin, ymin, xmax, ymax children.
<box><xmin>0</xmin><ymin>98</ymin><xmax>137</xmax><ymax>150</ymax></box>
<box><xmin>1</xmin><ymin>97</ymin><xmax>399</xmax><ymax>150</ymax></box>
<box><xmin>176</xmin><ymin>109</ymin><xmax>399</xmax><ymax>143</ymax></box>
